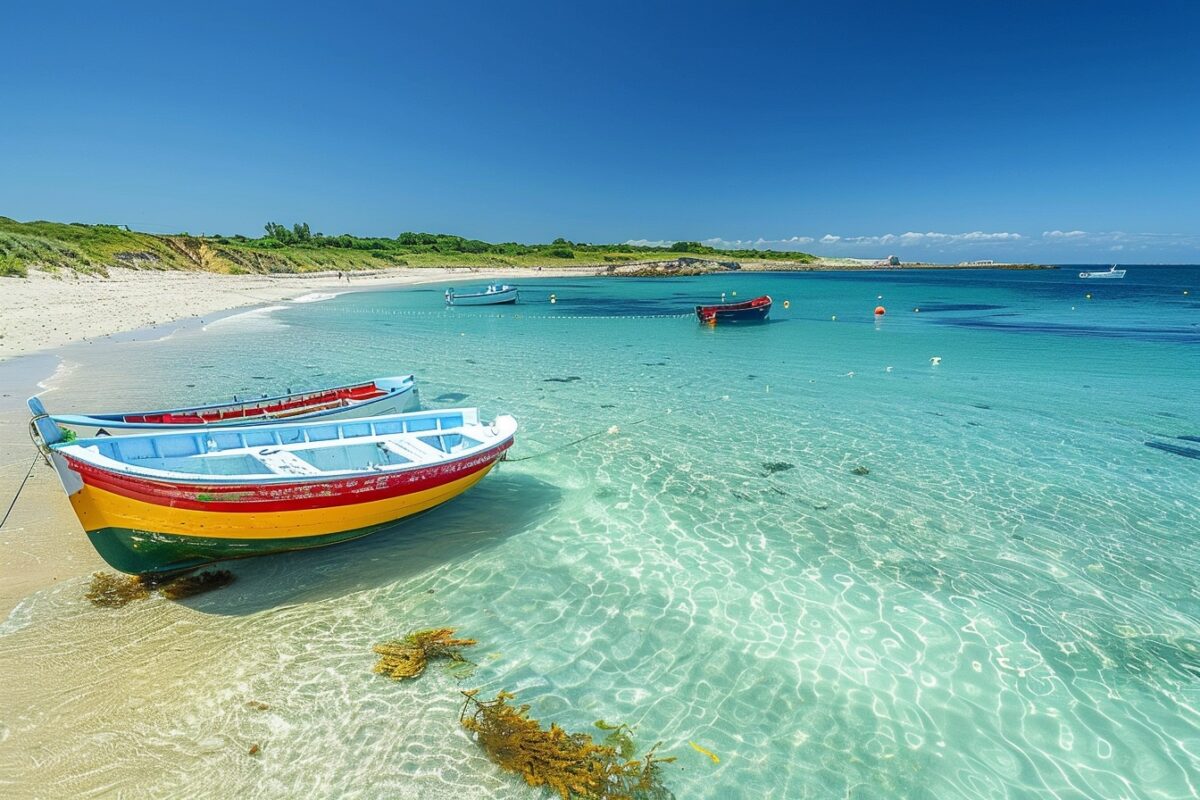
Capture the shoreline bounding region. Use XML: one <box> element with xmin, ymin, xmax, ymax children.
<box><xmin>0</xmin><ymin>261</ymin><xmax>1052</xmax><ymax>363</ymax></box>
<box><xmin>0</xmin><ymin>265</ymin><xmax>596</xmax><ymax>362</ymax></box>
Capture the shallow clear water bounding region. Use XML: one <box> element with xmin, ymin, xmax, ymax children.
<box><xmin>3</xmin><ymin>267</ymin><xmax>1200</xmax><ymax>798</ymax></box>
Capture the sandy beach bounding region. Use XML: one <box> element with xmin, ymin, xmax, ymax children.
<box><xmin>0</xmin><ymin>265</ymin><xmax>606</xmax><ymax>361</ymax></box>
<box><xmin>0</xmin><ymin>265</ymin><xmax>597</xmax><ymax>618</ymax></box>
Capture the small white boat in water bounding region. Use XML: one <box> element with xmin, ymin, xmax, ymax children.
<box><xmin>1079</xmin><ymin>265</ymin><xmax>1126</xmax><ymax>279</ymax></box>
<box><xmin>445</xmin><ymin>285</ymin><xmax>519</xmax><ymax>306</ymax></box>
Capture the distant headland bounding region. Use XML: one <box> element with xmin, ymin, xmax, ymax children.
<box><xmin>0</xmin><ymin>217</ymin><xmax>1050</xmax><ymax>279</ymax></box>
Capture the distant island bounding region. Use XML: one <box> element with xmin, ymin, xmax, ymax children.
<box><xmin>0</xmin><ymin>216</ymin><xmax>1048</xmax><ymax>278</ymax></box>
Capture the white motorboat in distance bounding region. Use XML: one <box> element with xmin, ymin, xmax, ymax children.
<box><xmin>1079</xmin><ymin>265</ymin><xmax>1126</xmax><ymax>279</ymax></box>
<box><xmin>445</xmin><ymin>285</ymin><xmax>519</xmax><ymax>306</ymax></box>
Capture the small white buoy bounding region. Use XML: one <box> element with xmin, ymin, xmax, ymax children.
<box><xmin>844</xmin><ymin>371</ymin><xmax>855</xmax><ymax>378</ymax></box>
<box><xmin>721</xmin><ymin>395</ymin><xmax>730</xmax><ymax>401</ymax></box>
<box><xmin>831</xmin><ymin>315</ymin><xmax>837</xmax><ymax>321</ymax></box>
<box><xmin>732</xmin><ymin>291</ymin><xmax>737</xmax><ymax>297</ymax></box>
<box><xmin>930</xmin><ymin>356</ymin><xmax>942</xmax><ymax>365</ymax></box>
<box><xmin>885</xmin><ymin>366</ymin><xmax>893</xmax><ymax>372</ymax></box>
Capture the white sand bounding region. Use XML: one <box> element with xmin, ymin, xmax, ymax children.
<box><xmin>0</xmin><ymin>266</ymin><xmax>597</xmax><ymax>361</ymax></box>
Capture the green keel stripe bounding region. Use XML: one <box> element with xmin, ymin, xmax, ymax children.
<box><xmin>87</xmin><ymin>521</ymin><xmax>401</xmax><ymax>575</ymax></box>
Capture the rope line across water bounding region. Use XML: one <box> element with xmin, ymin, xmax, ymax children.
<box><xmin>503</xmin><ymin>417</ymin><xmax>651</xmax><ymax>463</ymax></box>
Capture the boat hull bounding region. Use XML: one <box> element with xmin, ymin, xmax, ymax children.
<box><xmin>695</xmin><ymin>295</ymin><xmax>772</xmax><ymax>324</ymax></box>
<box><xmin>49</xmin><ymin>432</ymin><xmax>511</xmax><ymax>574</ymax></box>
<box><xmin>76</xmin><ymin>463</ymin><xmax>497</xmax><ymax>574</ymax></box>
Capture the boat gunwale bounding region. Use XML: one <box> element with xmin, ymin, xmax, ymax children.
<box><xmin>54</xmin><ymin>374</ymin><xmax>416</xmax><ymax>425</ymax></box>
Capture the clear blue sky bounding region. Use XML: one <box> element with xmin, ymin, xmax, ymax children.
<box><xmin>3</xmin><ymin>1</ymin><xmax>1198</xmax><ymax>261</ymax></box>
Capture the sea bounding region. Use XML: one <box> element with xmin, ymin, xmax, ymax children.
<box><xmin>1</xmin><ymin>265</ymin><xmax>1198</xmax><ymax>799</ymax></box>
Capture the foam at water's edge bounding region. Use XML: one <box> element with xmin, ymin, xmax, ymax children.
<box><xmin>202</xmin><ymin>305</ymin><xmax>289</xmax><ymax>330</ymax></box>
<box><xmin>290</xmin><ymin>292</ymin><xmax>343</xmax><ymax>304</ymax></box>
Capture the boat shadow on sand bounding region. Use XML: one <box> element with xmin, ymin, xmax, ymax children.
<box><xmin>173</xmin><ymin>471</ymin><xmax>561</xmax><ymax>616</ymax></box>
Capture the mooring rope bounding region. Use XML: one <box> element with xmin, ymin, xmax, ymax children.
<box><xmin>0</xmin><ymin>454</ymin><xmax>38</xmax><ymax>531</ymax></box>
<box><xmin>503</xmin><ymin>417</ymin><xmax>651</xmax><ymax>463</ymax></box>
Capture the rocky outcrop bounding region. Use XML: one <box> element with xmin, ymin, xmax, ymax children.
<box><xmin>598</xmin><ymin>257</ymin><xmax>740</xmax><ymax>277</ymax></box>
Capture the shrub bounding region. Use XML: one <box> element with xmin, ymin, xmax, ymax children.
<box><xmin>0</xmin><ymin>253</ymin><xmax>27</xmax><ymax>277</ymax></box>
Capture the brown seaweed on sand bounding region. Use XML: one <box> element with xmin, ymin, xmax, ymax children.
<box><xmin>372</xmin><ymin>628</ymin><xmax>478</xmax><ymax>680</ymax></box>
<box><xmin>459</xmin><ymin>689</ymin><xmax>676</xmax><ymax>800</ymax></box>
<box><xmin>85</xmin><ymin>572</ymin><xmax>152</xmax><ymax>607</ymax></box>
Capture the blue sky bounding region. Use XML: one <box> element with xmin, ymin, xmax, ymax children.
<box><xmin>2</xmin><ymin>1</ymin><xmax>1198</xmax><ymax>261</ymax></box>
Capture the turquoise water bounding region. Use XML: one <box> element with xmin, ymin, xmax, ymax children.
<box><xmin>3</xmin><ymin>267</ymin><xmax>1200</xmax><ymax>798</ymax></box>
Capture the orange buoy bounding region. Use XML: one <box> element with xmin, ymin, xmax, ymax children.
<box><xmin>874</xmin><ymin>306</ymin><xmax>886</xmax><ymax>316</ymax></box>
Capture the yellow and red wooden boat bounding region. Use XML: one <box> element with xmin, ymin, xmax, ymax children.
<box><xmin>29</xmin><ymin>399</ymin><xmax>516</xmax><ymax>575</ymax></box>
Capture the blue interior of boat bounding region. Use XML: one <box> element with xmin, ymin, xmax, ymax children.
<box><xmin>77</xmin><ymin>410</ymin><xmax>476</xmax><ymax>475</ymax></box>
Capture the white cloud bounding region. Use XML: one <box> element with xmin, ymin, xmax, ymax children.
<box><xmin>818</xmin><ymin>231</ymin><xmax>1022</xmax><ymax>247</ymax></box>
<box><xmin>628</xmin><ymin>229</ymin><xmax>1199</xmax><ymax>256</ymax></box>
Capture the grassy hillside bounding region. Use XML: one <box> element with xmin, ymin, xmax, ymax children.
<box><xmin>0</xmin><ymin>217</ymin><xmax>817</xmax><ymax>277</ymax></box>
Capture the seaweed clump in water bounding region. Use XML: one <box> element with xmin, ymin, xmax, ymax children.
<box><xmin>85</xmin><ymin>572</ymin><xmax>151</xmax><ymax>607</ymax></box>
<box><xmin>373</xmin><ymin>628</ymin><xmax>477</xmax><ymax>680</ymax></box>
<box><xmin>85</xmin><ymin>569</ymin><xmax>235</xmax><ymax>607</ymax></box>
<box><xmin>158</xmin><ymin>570</ymin><xmax>235</xmax><ymax>600</ymax></box>
<box><xmin>459</xmin><ymin>690</ymin><xmax>676</xmax><ymax>800</ymax></box>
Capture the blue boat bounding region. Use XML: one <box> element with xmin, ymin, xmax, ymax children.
<box><xmin>41</xmin><ymin>375</ymin><xmax>420</xmax><ymax>438</ymax></box>
<box><xmin>445</xmin><ymin>284</ymin><xmax>519</xmax><ymax>306</ymax></box>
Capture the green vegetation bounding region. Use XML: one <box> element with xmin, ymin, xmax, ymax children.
<box><xmin>0</xmin><ymin>216</ymin><xmax>816</xmax><ymax>277</ymax></box>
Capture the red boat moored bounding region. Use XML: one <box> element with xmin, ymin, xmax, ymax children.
<box><xmin>695</xmin><ymin>295</ymin><xmax>772</xmax><ymax>324</ymax></box>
